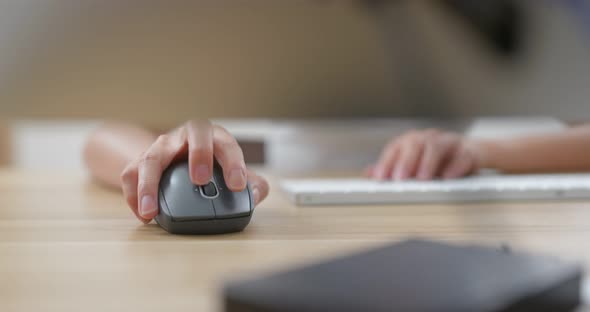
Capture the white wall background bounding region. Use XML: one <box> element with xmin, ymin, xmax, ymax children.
<box><xmin>7</xmin><ymin>118</ymin><xmax>565</xmax><ymax>172</ymax></box>
<box><xmin>10</xmin><ymin>120</ymin><xmax>99</xmax><ymax>170</ymax></box>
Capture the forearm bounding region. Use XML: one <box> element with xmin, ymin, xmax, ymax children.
<box><xmin>83</xmin><ymin>122</ymin><xmax>158</xmax><ymax>189</ymax></box>
<box><xmin>477</xmin><ymin>125</ymin><xmax>590</xmax><ymax>173</ymax></box>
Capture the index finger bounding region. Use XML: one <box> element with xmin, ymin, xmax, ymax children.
<box><xmin>186</xmin><ymin>120</ymin><xmax>214</xmax><ymax>185</ymax></box>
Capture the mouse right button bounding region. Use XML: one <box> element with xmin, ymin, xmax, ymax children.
<box><xmin>211</xmin><ymin>173</ymin><xmax>252</xmax><ymax>219</ymax></box>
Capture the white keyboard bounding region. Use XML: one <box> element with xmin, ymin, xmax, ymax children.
<box><xmin>280</xmin><ymin>174</ymin><xmax>590</xmax><ymax>206</ymax></box>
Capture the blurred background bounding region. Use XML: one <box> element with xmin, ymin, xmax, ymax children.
<box><xmin>0</xmin><ymin>0</ymin><xmax>588</xmax><ymax>172</ymax></box>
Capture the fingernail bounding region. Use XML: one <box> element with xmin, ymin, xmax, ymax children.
<box><xmin>195</xmin><ymin>164</ymin><xmax>210</xmax><ymax>183</ymax></box>
<box><xmin>252</xmin><ymin>187</ymin><xmax>261</xmax><ymax>204</ymax></box>
<box><xmin>373</xmin><ymin>166</ymin><xmax>386</xmax><ymax>180</ymax></box>
<box><xmin>140</xmin><ymin>195</ymin><xmax>157</xmax><ymax>217</ymax></box>
<box><xmin>416</xmin><ymin>169</ymin><xmax>428</xmax><ymax>180</ymax></box>
<box><xmin>442</xmin><ymin>172</ymin><xmax>457</xmax><ymax>180</ymax></box>
<box><xmin>393</xmin><ymin>167</ymin><xmax>407</xmax><ymax>181</ymax></box>
<box><xmin>229</xmin><ymin>168</ymin><xmax>246</xmax><ymax>189</ymax></box>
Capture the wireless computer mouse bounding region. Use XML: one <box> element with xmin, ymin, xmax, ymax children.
<box><xmin>155</xmin><ymin>161</ymin><xmax>254</xmax><ymax>234</ymax></box>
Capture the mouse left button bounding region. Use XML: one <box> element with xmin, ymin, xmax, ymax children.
<box><xmin>160</xmin><ymin>162</ymin><xmax>216</xmax><ymax>221</ymax></box>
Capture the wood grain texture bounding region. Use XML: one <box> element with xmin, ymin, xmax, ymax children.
<box><xmin>1</xmin><ymin>169</ymin><xmax>590</xmax><ymax>311</ymax></box>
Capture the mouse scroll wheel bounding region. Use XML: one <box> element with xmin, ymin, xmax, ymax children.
<box><xmin>201</xmin><ymin>182</ymin><xmax>218</xmax><ymax>197</ymax></box>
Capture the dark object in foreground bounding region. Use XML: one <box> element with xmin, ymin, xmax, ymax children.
<box><xmin>156</xmin><ymin>162</ymin><xmax>254</xmax><ymax>235</ymax></box>
<box><xmin>224</xmin><ymin>239</ymin><xmax>582</xmax><ymax>312</ymax></box>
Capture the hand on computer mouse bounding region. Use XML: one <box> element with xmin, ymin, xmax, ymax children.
<box><xmin>120</xmin><ymin>120</ymin><xmax>269</xmax><ymax>223</ymax></box>
<box><xmin>367</xmin><ymin>129</ymin><xmax>485</xmax><ymax>181</ymax></box>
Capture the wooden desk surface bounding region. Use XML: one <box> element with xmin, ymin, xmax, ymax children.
<box><xmin>2</xmin><ymin>169</ymin><xmax>590</xmax><ymax>312</ymax></box>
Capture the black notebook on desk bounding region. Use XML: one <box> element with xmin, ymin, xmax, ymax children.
<box><xmin>224</xmin><ymin>240</ymin><xmax>583</xmax><ymax>312</ymax></box>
